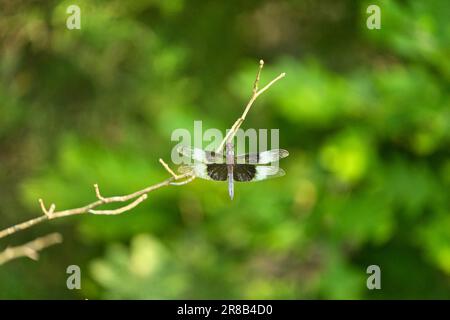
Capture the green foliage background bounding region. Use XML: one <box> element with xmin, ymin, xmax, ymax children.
<box><xmin>0</xmin><ymin>0</ymin><xmax>449</xmax><ymax>299</ymax></box>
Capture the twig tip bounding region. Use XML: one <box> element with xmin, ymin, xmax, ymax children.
<box><xmin>94</xmin><ymin>183</ymin><xmax>103</xmax><ymax>200</ymax></box>
<box><xmin>38</xmin><ymin>198</ymin><xmax>49</xmax><ymax>216</ymax></box>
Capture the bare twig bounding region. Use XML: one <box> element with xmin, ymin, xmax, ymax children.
<box><xmin>0</xmin><ymin>59</ymin><xmax>285</xmax><ymax>265</ymax></box>
<box><xmin>0</xmin><ymin>233</ymin><xmax>63</xmax><ymax>265</ymax></box>
<box><xmin>39</xmin><ymin>198</ymin><xmax>55</xmax><ymax>218</ymax></box>
<box><xmin>0</xmin><ymin>161</ymin><xmax>189</xmax><ymax>240</ymax></box>
<box><xmin>94</xmin><ymin>184</ymin><xmax>106</xmax><ymax>202</ymax></box>
<box><xmin>216</xmin><ymin>59</ymin><xmax>286</xmax><ymax>153</ymax></box>
<box><xmin>89</xmin><ymin>194</ymin><xmax>148</xmax><ymax>215</ymax></box>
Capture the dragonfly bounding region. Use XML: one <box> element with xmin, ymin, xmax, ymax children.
<box><xmin>177</xmin><ymin>143</ymin><xmax>289</xmax><ymax>199</ymax></box>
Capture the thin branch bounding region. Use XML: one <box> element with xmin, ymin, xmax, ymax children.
<box><xmin>0</xmin><ymin>233</ymin><xmax>63</xmax><ymax>265</ymax></box>
<box><xmin>216</xmin><ymin>60</ymin><xmax>286</xmax><ymax>153</ymax></box>
<box><xmin>0</xmin><ymin>59</ymin><xmax>285</xmax><ymax>265</ymax></box>
<box><xmin>0</xmin><ymin>215</ymin><xmax>49</xmax><ymax>240</ymax></box>
<box><xmin>0</xmin><ymin>161</ymin><xmax>190</xmax><ymax>239</ymax></box>
<box><xmin>170</xmin><ymin>175</ymin><xmax>196</xmax><ymax>186</ymax></box>
<box><xmin>89</xmin><ymin>194</ymin><xmax>148</xmax><ymax>215</ymax></box>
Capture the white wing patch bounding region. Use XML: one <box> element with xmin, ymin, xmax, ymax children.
<box><xmin>236</xmin><ymin>149</ymin><xmax>289</xmax><ymax>164</ymax></box>
<box><xmin>178</xmin><ymin>163</ymin><xmax>212</xmax><ymax>180</ymax></box>
<box><xmin>254</xmin><ymin>166</ymin><xmax>286</xmax><ymax>181</ymax></box>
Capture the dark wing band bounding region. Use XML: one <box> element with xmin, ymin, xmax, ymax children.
<box><xmin>233</xmin><ymin>165</ymin><xmax>285</xmax><ymax>182</ymax></box>
<box><xmin>233</xmin><ymin>164</ymin><xmax>256</xmax><ymax>182</ymax></box>
<box><xmin>206</xmin><ymin>164</ymin><xmax>228</xmax><ymax>181</ymax></box>
<box><xmin>178</xmin><ymin>163</ymin><xmax>228</xmax><ymax>181</ymax></box>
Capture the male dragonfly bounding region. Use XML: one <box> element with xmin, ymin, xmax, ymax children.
<box><xmin>178</xmin><ymin>143</ymin><xmax>289</xmax><ymax>199</ymax></box>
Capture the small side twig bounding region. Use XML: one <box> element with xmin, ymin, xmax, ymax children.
<box><xmin>89</xmin><ymin>194</ymin><xmax>148</xmax><ymax>215</ymax></box>
<box><xmin>170</xmin><ymin>175</ymin><xmax>196</xmax><ymax>186</ymax></box>
<box><xmin>216</xmin><ymin>59</ymin><xmax>286</xmax><ymax>153</ymax></box>
<box><xmin>0</xmin><ymin>233</ymin><xmax>63</xmax><ymax>265</ymax></box>
<box><xmin>94</xmin><ymin>184</ymin><xmax>106</xmax><ymax>202</ymax></box>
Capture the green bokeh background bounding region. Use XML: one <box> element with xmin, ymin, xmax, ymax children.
<box><xmin>0</xmin><ymin>0</ymin><xmax>449</xmax><ymax>299</ymax></box>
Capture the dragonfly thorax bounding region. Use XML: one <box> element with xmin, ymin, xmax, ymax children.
<box><xmin>225</xmin><ymin>142</ymin><xmax>234</xmax><ymax>165</ymax></box>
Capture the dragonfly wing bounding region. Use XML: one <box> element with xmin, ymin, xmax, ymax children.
<box><xmin>233</xmin><ymin>165</ymin><xmax>286</xmax><ymax>182</ymax></box>
<box><xmin>235</xmin><ymin>149</ymin><xmax>289</xmax><ymax>164</ymax></box>
<box><xmin>254</xmin><ymin>166</ymin><xmax>285</xmax><ymax>181</ymax></box>
<box><xmin>177</xmin><ymin>145</ymin><xmax>224</xmax><ymax>163</ymax></box>
<box><xmin>233</xmin><ymin>164</ymin><xmax>256</xmax><ymax>182</ymax></box>
<box><xmin>178</xmin><ymin>165</ymin><xmax>196</xmax><ymax>175</ymax></box>
<box><xmin>178</xmin><ymin>163</ymin><xmax>228</xmax><ymax>181</ymax></box>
